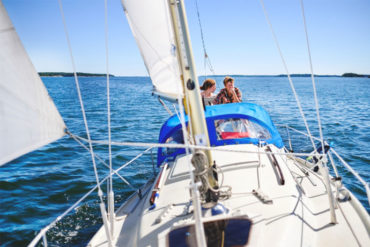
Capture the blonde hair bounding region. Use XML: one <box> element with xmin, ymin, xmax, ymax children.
<box><xmin>200</xmin><ymin>78</ymin><xmax>216</xmax><ymax>90</ymax></box>
<box><xmin>223</xmin><ymin>76</ymin><xmax>234</xmax><ymax>86</ymax></box>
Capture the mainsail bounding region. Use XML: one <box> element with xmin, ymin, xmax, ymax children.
<box><xmin>0</xmin><ymin>1</ymin><xmax>66</xmax><ymax>166</ymax></box>
<box><xmin>122</xmin><ymin>0</ymin><xmax>183</xmax><ymax>101</ymax></box>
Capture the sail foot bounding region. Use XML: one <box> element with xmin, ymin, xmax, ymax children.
<box><xmin>191</xmin><ymin>151</ymin><xmax>219</xmax><ymax>206</ymax></box>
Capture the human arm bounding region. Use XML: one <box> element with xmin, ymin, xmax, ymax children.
<box><xmin>227</xmin><ymin>87</ymin><xmax>241</xmax><ymax>103</ymax></box>
<box><xmin>213</xmin><ymin>89</ymin><xmax>227</xmax><ymax>104</ymax></box>
<box><xmin>233</xmin><ymin>87</ymin><xmax>242</xmax><ymax>102</ymax></box>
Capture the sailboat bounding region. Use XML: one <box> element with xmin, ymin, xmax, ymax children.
<box><xmin>1</xmin><ymin>0</ymin><xmax>369</xmax><ymax>246</ymax></box>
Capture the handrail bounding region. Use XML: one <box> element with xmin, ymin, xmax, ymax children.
<box><xmin>28</xmin><ymin>148</ymin><xmax>154</xmax><ymax>247</ymax></box>
<box><xmin>279</xmin><ymin>124</ymin><xmax>322</xmax><ymax>142</ymax></box>
<box><xmin>282</xmin><ymin>124</ymin><xmax>370</xmax><ymax>206</ymax></box>
<box><xmin>28</xmin><ymin>176</ymin><xmax>108</xmax><ymax>247</ymax></box>
<box><xmin>29</xmin><ymin>125</ymin><xmax>369</xmax><ymax>246</ymax></box>
<box><xmin>330</xmin><ymin>148</ymin><xmax>370</xmax><ymax>206</ymax></box>
<box><xmin>69</xmin><ymin>132</ymin><xmax>137</xmax><ymax>190</ymax></box>
<box><xmin>266</xmin><ymin>146</ymin><xmax>285</xmax><ymax>185</ymax></box>
<box><xmin>71</xmin><ymin>133</ymin><xmax>318</xmax><ymax>157</ymax></box>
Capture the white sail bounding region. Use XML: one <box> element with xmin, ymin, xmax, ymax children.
<box><xmin>0</xmin><ymin>2</ymin><xmax>66</xmax><ymax>166</ymax></box>
<box><xmin>122</xmin><ymin>0</ymin><xmax>183</xmax><ymax>101</ymax></box>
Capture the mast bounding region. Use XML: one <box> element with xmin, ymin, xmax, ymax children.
<box><xmin>168</xmin><ymin>0</ymin><xmax>219</xmax><ymax>201</ymax></box>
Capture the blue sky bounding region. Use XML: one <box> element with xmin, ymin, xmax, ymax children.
<box><xmin>3</xmin><ymin>0</ymin><xmax>370</xmax><ymax>76</ymax></box>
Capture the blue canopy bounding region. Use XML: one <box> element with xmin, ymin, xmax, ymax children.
<box><xmin>157</xmin><ymin>103</ymin><xmax>284</xmax><ymax>166</ymax></box>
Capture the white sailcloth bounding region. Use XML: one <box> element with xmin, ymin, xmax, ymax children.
<box><xmin>122</xmin><ymin>0</ymin><xmax>183</xmax><ymax>101</ymax></box>
<box><xmin>0</xmin><ymin>1</ymin><xmax>66</xmax><ymax>166</ymax></box>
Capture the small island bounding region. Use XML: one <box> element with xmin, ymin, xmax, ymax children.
<box><xmin>276</xmin><ymin>73</ymin><xmax>370</xmax><ymax>78</ymax></box>
<box><xmin>39</xmin><ymin>72</ymin><xmax>115</xmax><ymax>77</ymax></box>
<box><xmin>342</xmin><ymin>73</ymin><xmax>370</xmax><ymax>78</ymax></box>
<box><xmin>277</xmin><ymin>74</ymin><xmax>338</xmax><ymax>77</ymax></box>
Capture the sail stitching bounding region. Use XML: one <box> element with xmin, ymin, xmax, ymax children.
<box><xmin>0</xmin><ymin>27</ymin><xmax>14</xmax><ymax>33</ymax></box>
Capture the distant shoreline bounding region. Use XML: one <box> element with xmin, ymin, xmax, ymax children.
<box><xmin>39</xmin><ymin>72</ymin><xmax>114</xmax><ymax>77</ymax></box>
<box><xmin>39</xmin><ymin>72</ymin><xmax>369</xmax><ymax>78</ymax></box>
<box><xmin>227</xmin><ymin>73</ymin><xmax>370</xmax><ymax>78</ymax></box>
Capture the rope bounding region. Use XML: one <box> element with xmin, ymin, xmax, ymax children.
<box><xmin>258</xmin><ymin>0</ymin><xmax>317</xmax><ymax>152</ymax></box>
<box><xmin>200</xmin><ymin>163</ymin><xmax>232</xmax><ymax>200</ymax></box>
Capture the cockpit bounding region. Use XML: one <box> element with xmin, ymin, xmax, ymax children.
<box><xmin>157</xmin><ymin>103</ymin><xmax>283</xmax><ymax>166</ymax></box>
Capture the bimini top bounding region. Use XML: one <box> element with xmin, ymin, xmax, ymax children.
<box><xmin>157</xmin><ymin>102</ymin><xmax>284</xmax><ymax>166</ymax></box>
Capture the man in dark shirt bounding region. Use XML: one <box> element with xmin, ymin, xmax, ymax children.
<box><xmin>213</xmin><ymin>76</ymin><xmax>242</xmax><ymax>104</ymax></box>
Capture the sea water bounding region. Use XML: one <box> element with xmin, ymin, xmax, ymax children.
<box><xmin>0</xmin><ymin>76</ymin><xmax>369</xmax><ymax>246</ymax></box>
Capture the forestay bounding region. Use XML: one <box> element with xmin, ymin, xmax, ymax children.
<box><xmin>122</xmin><ymin>0</ymin><xmax>183</xmax><ymax>101</ymax></box>
<box><xmin>0</xmin><ymin>1</ymin><xmax>66</xmax><ymax>166</ymax></box>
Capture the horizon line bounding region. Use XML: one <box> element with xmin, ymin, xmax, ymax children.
<box><xmin>38</xmin><ymin>72</ymin><xmax>370</xmax><ymax>78</ymax></box>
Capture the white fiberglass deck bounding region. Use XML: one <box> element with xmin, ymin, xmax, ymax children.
<box><xmin>88</xmin><ymin>144</ymin><xmax>369</xmax><ymax>247</ymax></box>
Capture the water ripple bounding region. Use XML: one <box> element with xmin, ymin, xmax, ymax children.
<box><xmin>1</xmin><ymin>76</ymin><xmax>369</xmax><ymax>246</ymax></box>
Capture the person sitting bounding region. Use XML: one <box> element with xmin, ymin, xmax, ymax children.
<box><xmin>213</xmin><ymin>76</ymin><xmax>242</xmax><ymax>104</ymax></box>
<box><xmin>200</xmin><ymin>78</ymin><xmax>216</xmax><ymax>105</ymax></box>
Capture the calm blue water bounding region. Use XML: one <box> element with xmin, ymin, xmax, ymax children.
<box><xmin>1</xmin><ymin>76</ymin><xmax>369</xmax><ymax>246</ymax></box>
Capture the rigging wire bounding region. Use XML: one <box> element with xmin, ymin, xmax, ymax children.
<box><xmin>69</xmin><ymin>132</ymin><xmax>137</xmax><ymax>190</ymax></box>
<box><xmin>257</xmin><ymin>0</ymin><xmax>336</xmax><ymax>223</ymax></box>
<box><xmin>57</xmin><ymin>0</ymin><xmax>112</xmax><ymax>244</ymax></box>
<box><xmin>258</xmin><ymin>0</ymin><xmax>317</xmax><ymax>151</ymax></box>
<box><xmin>29</xmin><ymin>145</ymin><xmax>153</xmax><ymax>247</ymax></box>
<box><xmin>104</xmin><ymin>0</ymin><xmax>115</xmax><ymax>237</ymax></box>
<box><xmin>299</xmin><ymin>0</ymin><xmax>325</xmax><ymax>154</ymax></box>
<box><xmin>298</xmin><ymin>2</ymin><xmax>339</xmax><ymax>222</ymax></box>
<box><xmin>69</xmin><ymin>131</ymin><xmax>320</xmax><ymax>158</ymax></box>
<box><xmin>194</xmin><ymin>0</ymin><xmax>219</xmax><ymax>87</ymax></box>
<box><xmin>158</xmin><ymin>97</ymin><xmax>174</xmax><ymax>115</ymax></box>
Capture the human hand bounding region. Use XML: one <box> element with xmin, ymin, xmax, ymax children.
<box><xmin>227</xmin><ymin>87</ymin><xmax>235</xmax><ymax>94</ymax></box>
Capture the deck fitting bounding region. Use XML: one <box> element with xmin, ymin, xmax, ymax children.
<box><xmin>252</xmin><ymin>189</ymin><xmax>273</xmax><ymax>204</ymax></box>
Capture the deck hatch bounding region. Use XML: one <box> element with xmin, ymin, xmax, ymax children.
<box><xmin>167</xmin><ymin>217</ymin><xmax>252</xmax><ymax>247</ymax></box>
